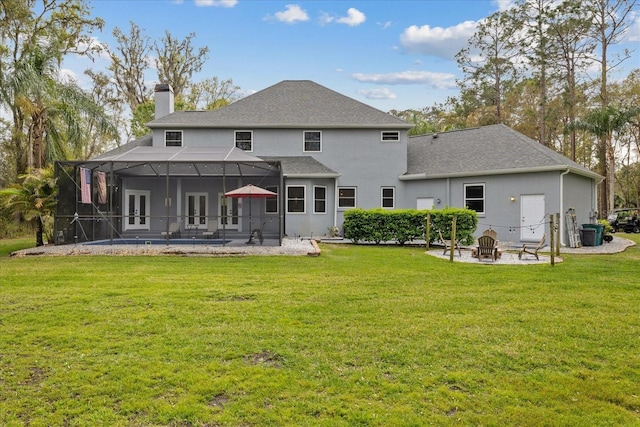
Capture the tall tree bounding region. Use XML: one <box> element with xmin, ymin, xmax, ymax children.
<box><xmin>183</xmin><ymin>77</ymin><xmax>239</xmax><ymax>110</ymax></box>
<box><xmin>455</xmin><ymin>11</ymin><xmax>521</xmax><ymax>125</ymax></box>
<box><xmin>545</xmin><ymin>0</ymin><xmax>595</xmax><ymax>160</ymax></box>
<box><xmin>154</xmin><ymin>31</ymin><xmax>209</xmax><ymax>98</ymax></box>
<box><xmin>0</xmin><ymin>0</ymin><xmax>105</xmax><ymax>178</ymax></box>
<box><xmin>108</xmin><ymin>22</ymin><xmax>153</xmax><ymax>113</ymax></box>
<box><xmin>585</xmin><ymin>0</ymin><xmax>637</xmax><ymax>215</ymax></box>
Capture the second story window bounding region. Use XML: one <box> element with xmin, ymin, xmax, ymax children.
<box><xmin>235</xmin><ymin>131</ymin><xmax>253</xmax><ymax>151</ymax></box>
<box><xmin>304</xmin><ymin>131</ymin><xmax>321</xmax><ymax>152</ymax></box>
<box><xmin>165</xmin><ymin>131</ymin><xmax>182</xmax><ymax>147</ymax></box>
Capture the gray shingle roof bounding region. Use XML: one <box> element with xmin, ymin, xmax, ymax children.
<box><xmin>405</xmin><ymin>124</ymin><xmax>602</xmax><ymax>180</ymax></box>
<box><xmin>259</xmin><ymin>156</ymin><xmax>339</xmax><ymax>178</ymax></box>
<box><xmin>148</xmin><ymin>80</ymin><xmax>412</xmax><ymax>129</ymax></box>
<box><xmin>94</xmin><ymin>134</ymin><xmax>152</xmax><ymax>159</ymax></box>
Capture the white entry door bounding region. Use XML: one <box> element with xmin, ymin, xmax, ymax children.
<box><xmin>185</xmin><ymin>192</ymin><xmax>208</xmax><ymax>229</ymax></box>
<box><xmin>521</xmin><ymin>194</ymin><xmax>545</xmax><ymax>241</ymax></box>
<box><xmin>218</xmin><ymin>193</ymin><xmax>239</xmax><ymax>230</ymax></box>
<box><xmin>124</xmin><ymin>190</ymin><xmax>150</xmax><ymax>230</ymax></box>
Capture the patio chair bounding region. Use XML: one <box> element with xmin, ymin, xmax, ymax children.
<box><xmin>161</xmin><ymin>222</ymin><xmax>180</xmax><ymax>238</ymax></box>
<box><xmin>202</xmin><ymin>222</ymin><xmax>219</xmax><ymax>239</ymax></box>
<box><xmin>473</xmin><ymin>229</ymin><xmax>501</xmax><ymax>258</ymax></box>
<box><xmin>482</xmin><ymin>228</ymin><xmax>497</xmax><ymax>240</ymax></box>
<box><xmin>518</xmin><ymin>234</ymin><xmax>546</xmax><ymax>260</ymax></box>
<box><xmin>476</xmin><ymin>235</ymin><xmax>499</xmax><ymax>261</ymax></box>
<box><xmin>438</xmin><ymin>230</ymin><xmax>461</xmax><ymax>257</ymax></box>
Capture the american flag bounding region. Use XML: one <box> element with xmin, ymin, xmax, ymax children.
<box><xmin>80</xmin><ymin>167</ymin><xmax>92</xmax><ymax>204</ymax></box>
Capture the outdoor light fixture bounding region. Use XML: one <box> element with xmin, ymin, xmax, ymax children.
<box><xmin>436</xmin><ymin>198</ymin><xmax>441</xmax><ymax>204</ymax></box>
<box><xmin>510</xmin><ymin>196</ymin><xmax>516</xmax><ymax>202</ymax></box>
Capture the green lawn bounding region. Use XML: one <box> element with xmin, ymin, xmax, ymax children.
<box><xmin>1</xmin><ymin>235</ymin><xmax>639</xmax><ymax>426</ymax></box>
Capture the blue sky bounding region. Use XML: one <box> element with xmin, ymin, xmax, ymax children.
<box><xmin>64</xmin><ymin>0</ymin><xmax>640</xmax><ymax>112</ymax></box>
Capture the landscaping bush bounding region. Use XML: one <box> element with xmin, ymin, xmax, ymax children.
<box><xmin>343</xmin><ymin>207</ymin><xmax>477</xmax><ymax>245</ymax></box>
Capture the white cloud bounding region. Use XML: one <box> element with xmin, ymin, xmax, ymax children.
<box><xmin>378</xmin><ymin>21</ymin><xmax>392</xmax><ymax>30</ymax></box>
<box><xmin>492</xmin><ymin>0</ymin><xmax>515</xmax><ymax>12</ymax></box>
<box><xmin>626</xmin><ymin>10</ymin><xmax>640</xmax><ymax>42</ymax></box>
<box><xmin>358</xmin><ymin>88</ymin><xmax>397</xmax><ymax>100</ymax></box>
<box><xmin>352</xmin><ymin>70</ymin><xmax>457</xmax><ymax>90</ymax></box>
<box><xmin>59</xmin><ymin>68</ymin><xmax>79</xmax><ymax>84</ymax></box>
<box><xmin>400</xmin><ymin>20</ymin><xmax>477</xmax><ymax>60</ymax></box>
<box><xmin>195</xmin><ymin>0</ymin><xmax>237</xmax><ymax>7</ymax></box>
<box><xmin>321</xmin><ymin>8</ymin><xmax>366</xmax><ymax>27</ymax></box>
<box><xmin>336</xmin><ymin>8</ymin><xmax>366</xmax><ymax>26</ymax></box>
<box><xmin>272</xmin><ymin>4</ymin><xmax>309</xmax><ymax>23</ymax></box>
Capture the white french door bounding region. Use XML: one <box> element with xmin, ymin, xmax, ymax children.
<box><xmin>124</xmin><ymin>190</ymin><xmax>150</xmax><ymax>230</ymax></box>
<box><xmin>185</xmin><ymin>192</ymin><xmax>208</xmax><ymax>229</ymax></box>
<box><xmin>218</xmin><ymin>193</ymin><xmax>239</xmax><ymax>230</ymax></box>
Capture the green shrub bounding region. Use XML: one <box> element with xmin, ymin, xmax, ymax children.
<box><xmin>343</xmin><ymin>208</ymin><xmax>477</xmax><ymax>245</ymax></box>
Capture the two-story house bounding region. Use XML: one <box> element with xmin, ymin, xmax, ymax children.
<box><xmin>54</xmin><ymin>80</ymin><xmax>601</xmax><ymax>247</ymax></box>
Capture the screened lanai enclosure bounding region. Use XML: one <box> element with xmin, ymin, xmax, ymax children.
<box><xmin>54</xmin><ymin>147</ymin><xmax>283</xmax><ymax>246</ymax></box>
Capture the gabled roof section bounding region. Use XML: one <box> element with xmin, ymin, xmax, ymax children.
<box><xmin>147</xmin><ymin>80</ymin><xmax>412</xmax><ymax>129</ymax></box>
<box><xmin>94</xmin><ymin>134</ymin><xmax>153</xmax><ymax>160</ymax></box>
<box><xmin>260</xmin><ymin>156</ymin><xmax>339</xmax><ymax>178</ymax></box>
<box><xmin>403</xmin><ymin>124</ymin><xmax>602</xmax><ymax>181</ymax></box>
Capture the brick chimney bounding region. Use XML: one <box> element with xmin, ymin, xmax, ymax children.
<box><xmin>154</xmin><ymin>83</ymin><xmax>174</xmax><ymax>119</ymax></box>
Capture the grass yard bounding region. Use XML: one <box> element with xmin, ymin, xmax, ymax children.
<box><xmin>1</xmin><ymin>235</ymin><xmax>639</xmax><ymax>426</ymax></box>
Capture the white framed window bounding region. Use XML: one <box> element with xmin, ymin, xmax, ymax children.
<box><xmin>303</xmin><ymin>131</ymin><xmax>321</xmax><ymax>152</ymax></box>
<box><xmin>381</xmin><ymin>131</ymin><xmax>399</xmax><ymax>142</ymax></box>
<box><xmin>165</xmin><ymin>130</ymin><xmax>182</xmax><ymax>147</ymax></box>
<box><xmin>464</xmin><ymin>183</ymin><xmax>485</xmax><ymax>215</ymax></box>
<box><xmin>314</xmin><ymin>186</ymin><xmax>327</xmax><ymax>214</ymax></box>
<box><xmin>381</xmin><ymin>187</ymin><xmax>395</xmax><ymax>209</ymax></box>
<box><xmin>287</xmin><ymin>185</ymin><xmax>306</xmax><ymax>214</ymax></box>
<box><xmin>235</xmin><ymin>131</ymin><xmax>253</xmax><ymax>151</ymax></box>
<box><xmin>338</xmin><ymin>187</ymin><xmax>356</xmax><ymax>209</ymax></box>
<box><xmin>265</xmin><ymin>185</ymin><xmax>278</xmax><ymax>214</ymax></box>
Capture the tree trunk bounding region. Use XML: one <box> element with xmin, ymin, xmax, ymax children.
<box><xmin>35</xmin><ymin>216</ymin><xmax>44</xmax><ymax>247</ymax></box>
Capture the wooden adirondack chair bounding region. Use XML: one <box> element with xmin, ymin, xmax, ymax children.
<box><xmin>518</xmin><ymin>234</ymin><xmax>545</xmax><ymax>260</ymax></box>
<box><xmin>438</xmin><ymin>230</ymin><xmax>461</xmax><ymax>256</ymax></box>
<box><xmin>476</xmin><ymin>235</ymin><xmax>499</xmax><ymax>261</ymax></box>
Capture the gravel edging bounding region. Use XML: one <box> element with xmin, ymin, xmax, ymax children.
<box><xmin>10</xmin><ymin>238</ymin><xmax>320</xmax><ymax>257</ymax></box>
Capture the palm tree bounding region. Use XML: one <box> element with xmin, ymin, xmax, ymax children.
<box><xmin>0</xmin><ymin>167</ymin><xmax>58</xmax><ymax>246</ymax></box>
<box><xmin>1</xmin><ymin>42</ymin><xmax>116</xmax><ymax>175</ymax></box>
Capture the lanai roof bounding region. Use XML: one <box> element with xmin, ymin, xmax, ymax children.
<box><xmin>403</xmin><ymin>124</ymin><xmax>603</xmax><ymax>181</ymax></box>
<box><xmin>147</xmin><ymin>80</ymin><xmax>412</xmax><ymax>129</ymax></box>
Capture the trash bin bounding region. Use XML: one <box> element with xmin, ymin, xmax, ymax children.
<box><xmin>582</xmin><ymin>224</ymin><xmax>603</xmax><ymax>246</ymax></box>
<box><xmin>580</xmin><ymin>227</ymin><xmax>596</xmax><ymax>246</ymax></box>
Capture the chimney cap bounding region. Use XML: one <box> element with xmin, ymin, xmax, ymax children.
<box><xmin>155</xmin><ymin>83</ymin><xmax>173</xmax><ymax>93</ymax></box>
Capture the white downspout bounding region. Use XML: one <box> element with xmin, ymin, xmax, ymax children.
<box><xmin>333</xmin><ymin>179</ymin><xmax>338</xmax><ymax>229</ymax></box>
<box><xmin>559</xmin><ymin>168</ymin><xmax>570</xmax><ymax>246</ymax></box>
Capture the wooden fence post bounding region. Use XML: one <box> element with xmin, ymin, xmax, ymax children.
<box><xmin>549</xmin><ymin>214</ymin><xmax>555</xmax><ymax>266</ymax></box>
<box><xmin>425</xmin><ymin>213</ymin><xmax>431</xmax><ymax>251</ymax></box>
<box><xmin>450</xmin><ymin>216</ymin><xmax>457</xmax><ymax>263</ymax></box>
<box><xmin>555</xmin><ymin>212</ymin><xmax>560</xmax><ymax>256</ymax></box>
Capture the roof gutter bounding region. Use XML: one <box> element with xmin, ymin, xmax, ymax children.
<box><xmin>400</xmin><ymin>165</ymin><xmax>603</xmax><ymax>181</ymax></box>
<box><xmin>148</xmin><ymin>123</ymin><xmax>414</xmax><ymax>130</ymax></box>
<box><xmin>284</xmin><ymin>173</ymin><xmax>341</xmax><ymax>179</ymax></box>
